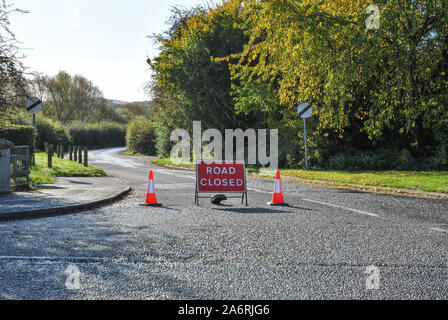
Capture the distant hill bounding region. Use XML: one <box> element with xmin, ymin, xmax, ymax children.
<box><xmin>107</xmin><ymin>99</ymin><xmax>150</xmax><ymax>109</ymax></box>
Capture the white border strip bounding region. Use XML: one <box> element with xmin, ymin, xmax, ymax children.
<box><xmin>303</xmin><ymin>199</ymin><xmax>382</xmax><ymax>219</ymax></box>
<box><xmin>430</xmin><ymin>228</ymin><xmax>447</xmax><ymax>234</ymax></box>
<box><xmin>0</xmin><ymin>256</ymin><xmax>106</xmax><ymax>261</ymax></box>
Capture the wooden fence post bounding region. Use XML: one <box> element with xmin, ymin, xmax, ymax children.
<box><xmin>48</xmin><ymin>145</ymin><xmax>53</xmax><ymax>168</ymax></box>
<box><xmin>84</xmin><ymin>146</ymin><xmax>88</xmax><ymax>167</ymax></box>
<box><xmin>78</xmin><ymin>146</ymin><xmax>82</xmax><ymax>164</ymax></box>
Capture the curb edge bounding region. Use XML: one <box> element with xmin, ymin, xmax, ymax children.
<box><xmin>0</xmin><ymin>186</ymin><xmax>133</xmax><ymax>222</ymax></box>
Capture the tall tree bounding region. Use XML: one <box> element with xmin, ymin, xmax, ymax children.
<box><xmin>231</xmin><ymin>0</ymin><xmax>448</xmax><ymax>156</ymax></box>
<box><xmin>148</xmin><ymin>2</ymin><xmax>251</xmax><ymax>132</ymax></box>
<box><xmin>0</xmin><ymin>0</ymin><xmax>28</xmax><ymax>117</ymax></box>
<box><xmin>32</xmin><ymin>71</ymin><xmax>105</xmax><ymax>123</ymax></box>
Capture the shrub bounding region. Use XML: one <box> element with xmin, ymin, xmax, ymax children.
<box><xmin>126</xmin><ymin>117</ymin><xmax>156</xmax><ymax>155</ymax></box>
<box><xmin>69</xmin><ymin>122</ymin><xmax>126</xmax><ymax>148</ymax></box>
<box><xmin>154</xmin><ymin>123</ymin><xmax>172</xmax><ymax>158</ymax></box>
<box><xmin>0</xmin><ymin>125</ymin><xmax>36</xmax><ymax>157</ymax></box>
<box><xmin>328</xmin><ymin>150</ymin><xmax>402</xmax><ymax>171</ymax></box>
<box><xmin>35</xmin><ymin>117</ymin><xmax>70</xmax><ymax>150</ymax></box>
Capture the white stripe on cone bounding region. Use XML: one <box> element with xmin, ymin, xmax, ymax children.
<box><xmin>274</xmin><ymin>179</ymin><xmax>282</xmax><ymax>193</ymax></box>
<box><xmin>147</xmin><ymin>180</ymin><xmax>154</xmax><ymax>194</ymax></box>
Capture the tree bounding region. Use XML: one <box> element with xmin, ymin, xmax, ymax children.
<box><xmin>148</xmin><ymin>2</ymin><xmax>251</xmax><ymax>132</ymax></box>
<box><xmin>0</xmin><ymin>0</ymin><xmax>28</xmax><ymax>117</ymax></box>
<box><xmin>231</xmin><ymin>0</ymin><xmax>448</xmax><ymax>157</ymax></box>
<box><xmin>32</xmin><ymin>71</ymin><xmax>105</xmax><ymax>124</ymax></box>
<box><xmin>119</xmin><ymin>103</ymin><xmax>149</xmax><ymax>118</ymax></box>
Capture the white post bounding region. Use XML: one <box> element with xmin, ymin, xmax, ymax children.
<box><xmin>0</xmin><ymin>139</ymin><xmax>15</xmax><ymax>193</ymax></box>
<box><xmin>304</xmin><ymin>119</ymin><xmax>308</xmax><ymax>170</ymax></box>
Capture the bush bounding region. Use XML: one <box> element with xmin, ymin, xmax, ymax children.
<box><xmin>126</xmin><ymin>117</ymin><xmax>157</xmax><ymax>155</ymax></box>
<box><xmin>328</xmin><ymin>150</ymin><xmax>403</xmax><ymax>171</ymax></box>
<box><xmin>0</xmin><ymin>125</ymin><xmax>36</xmax><ymax>157</ymax></box>
<box><xmin>69</xmin><ymin>122</ymin><xmax>126</xmax><ymax>148</ymax></box>
<box><xmin>154</xmin><ymin>123</ymin><xmax>172</xmax><ymax>158</ymax></box>
<box><xmin>35</xmin><ymin>116</ymin><xmax>70</xmax><ymax>150</ymax></box>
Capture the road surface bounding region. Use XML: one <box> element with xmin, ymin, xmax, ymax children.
<box><xmin>0</xmin><ymin>147</ymin><xmax>447</xmax><ymax>299</ymax></box>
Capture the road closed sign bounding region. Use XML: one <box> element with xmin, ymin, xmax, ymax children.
<box><xmin>196</xmin><ymin>161</ymin><xmax>246</xmax><ymax>193</ymax></box>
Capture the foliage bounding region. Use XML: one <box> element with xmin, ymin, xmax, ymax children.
<box><xmin>148</xmin><ymin>2</ymin><xmax>251</xmax><ymax>134</ymax></box>
<box><xmin>146</xmin><ymin>0</ymin><xmax>448</xmax><ymax>170</ymax></box>
<box><xmin>35</xmin><ymin>116</ymin><xmax>70</xmax><ymax>150</ymax></box>
<box><xmin>231</xmin><ymin>0</ymin><xmax>448</xmax><ymax>158</ymax></box>
<box><xmin>68</xmin><ymin>122</ymin><xmax>126</xmax><ymax>148</ymax></box>
<box><xmin>30</xmin><ymin>71</ymin><xmax>124</xmax><ymax>124</ymax></box>
<box><xmin>0</xmin><ymin>0</ymin><xmax>28</xmax><ymax>114</ymax></box>
<box><xmin>126</xmin><ymin>117</ymin><xmax>157</xmax><ymax>155</ymax></box>
<box><xmin>0</xmin><ymin>124</ymin><xmax>35</xmax><ymax>156</ymax></box>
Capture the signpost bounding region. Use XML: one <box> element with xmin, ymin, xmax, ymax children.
<box><xmin>196</xmin><ymin>160</ymin><xmax>247</xmax><ymax>206</ymax></box>
<box><xmin>26</xmin><ymin>97</ymin><xmax>43</xmax><ymax>165</ymax></box>
<box><xmin>298</xmin><ymin>102</ymin><xmax>313</xmax><ymax>170</ymax></box>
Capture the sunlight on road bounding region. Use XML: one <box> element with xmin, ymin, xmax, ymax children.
<box><xmin>89</xmin><ymin>147</ymin><xmax>143</xmax><ymax>168</ymax></box>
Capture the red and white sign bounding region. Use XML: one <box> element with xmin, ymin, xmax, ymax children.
<box><xmin>196</xmin><ymin>161</ymin><xmax>246</xmax><ymax>193</ymax></box>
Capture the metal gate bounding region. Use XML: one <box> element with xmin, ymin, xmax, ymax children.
<box><xmin>10</xmin><ymin>146</ymin><xmax>30</xmax><ymax>188</ymax></box>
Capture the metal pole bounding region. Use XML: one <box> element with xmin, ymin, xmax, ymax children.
<box><xmin>304</xmin><ymin>118</ymin><xmax>308</xmax><ymax>170</ymax></box>
<box><xmin>32</xmin><ymin>114</ymin><xmax>36</xmax><ymax>165</ymax></box>
<box><xmin>84</xmin><ymin>146</ymin><xmax>88</xmax><ymax>167</ymax></box>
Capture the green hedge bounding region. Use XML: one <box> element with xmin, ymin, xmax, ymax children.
<box><xmin>0</xmin><ymin>125</ymin><xmax>36</xmax><ymax>156</ymax></box>
<box><xmin>69</xmin><ymin>122</ymin><xmax>126</xmax><ymax>148</ymax></box>
<box><xmin>126</xmin><ymin>117</ymin><xmax>157</xmax><ymax>155</ymax></box>
<box><xmin>36</xmin><ymin>117</ymin><xmax>70</xmax><ymax>150</ymax></box>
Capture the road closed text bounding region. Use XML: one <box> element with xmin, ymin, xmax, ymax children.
<box><xmin>196</xmin><ymin>161</ymin><xmax>246</xmax><ymax>193</ymax></box>
<box><xmin>200</xmin><ymin>177</ymin><xmax>244</xmax><ymax>188</ymax></box>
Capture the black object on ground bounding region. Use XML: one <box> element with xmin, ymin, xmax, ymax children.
<box><xmin>211</xmin><ymin>194</ymin><xmax>227</xmax><ymax>205</ymax></box>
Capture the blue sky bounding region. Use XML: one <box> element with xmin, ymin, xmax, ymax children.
<box><xmin>11</xmin><ymin>0</ymin><xmax>213</xmax><ymax>102</ymax></box>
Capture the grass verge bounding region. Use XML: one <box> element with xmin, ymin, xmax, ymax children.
<box><xmin>151</xmin><ymin>158</ymin><xmax>195</xmax><ymax>169</ymax></box>
<box><xmin>151</xmin><ymin>158</ymin><xmax>448</xmax><ymax>194</ymax></box>
<box><xmin>124</xmin><ymin>150</ymin><xmax>147</xmax><ymax>157</ymax></box>
<box><xmin>30</xmin><ymin>152</ymin><xmax>107</xmax><ymax>186</ymax></box>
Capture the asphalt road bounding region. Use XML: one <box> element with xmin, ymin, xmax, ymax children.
<box><xmin>1</xmin><ymin>147</ymin><xmax>447</xmax><ymax>300</ymax></box>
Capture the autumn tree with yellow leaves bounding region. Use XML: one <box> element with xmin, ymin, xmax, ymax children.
<box><xmin>148</xmin><ymin>0</ymin><xmax>448</xmax><ymax>169</ymax></box>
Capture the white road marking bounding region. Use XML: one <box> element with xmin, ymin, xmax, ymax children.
<box><xmin>430</xmin><ymin>228</ymin><xmax>447</xmax><ymax>234</ymax></box>
<box><xmin>0</xmin><ymin>256</ymin><xmax>105</xmax><ymax>261</ymax></box>
<box><xmin>247</xmin><ymin>187</ymin><xmax>272</xmax><ymax>194</ymax></box>
<box><xmin>156</xmin><ymin>169</ymin><xmax>196</xmax><ymax>180</ymax></box>
<box><xmin>303</xmin><ymin>198</ymin><xmax>382</xmax><ymax>219</ymax></box>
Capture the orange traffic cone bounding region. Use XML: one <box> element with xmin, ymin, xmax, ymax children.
<box><xmin>142</xmin><ymin>170</ymin><xmax>162</xmax><ymax>207</ymax></box>
<box><xmin>268</xmin><ymin>170</ymin><xmax>289</xmax><ymax>206</ymax></box>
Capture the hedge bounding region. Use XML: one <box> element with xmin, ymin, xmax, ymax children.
<box><xmin>0</xmin><ymin>125</ymin><xmax>36</xmax><ymax>156</ymax></box>
<box><xmin>36</xmin><ymin>117</ymin><xmax>70</xmax><ymax>150</ymax></box>
<box><xmin>68</xmin><ymin>122</ymin><xmax>126</xmax><ymax>148</ymax></box>
<box><xmin>126</xmin><ymin>117</ymin><xmax>157</xmax><ymax>155</ymax></box>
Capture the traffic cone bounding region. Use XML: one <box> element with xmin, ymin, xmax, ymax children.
<box><xmin>141</xmin><ymin>170</ymin><xmax>162</xmax><ymax>207</ymax></box>
<box><xmin>268</xmin><ymin>170</ymin><xmax>289</xmax><ymax>206</ymax></box>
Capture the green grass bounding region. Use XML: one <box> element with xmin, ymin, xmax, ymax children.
<box><xmin>151</xmin><ymin>158</ymin><xmax>195</xmax><ymax>169</ymax></box>
<box><xmin>151</xmin><ymin>158</ymin><xmax>448</xmax><ymax>194</ymax></box>
<box><xmin>125</xmin><ymin>150</ymin><xmax>147</xmax><ymax>156</ymax></box>
<box><xmin>279</xmin><ymin>169</ymin><xmax>448</xmax><ymax>194</ymax></box>
<box><xmin>30</xmin><ymin>152</ymin><xmax>107</xmax><ymax>186</ymax></box>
